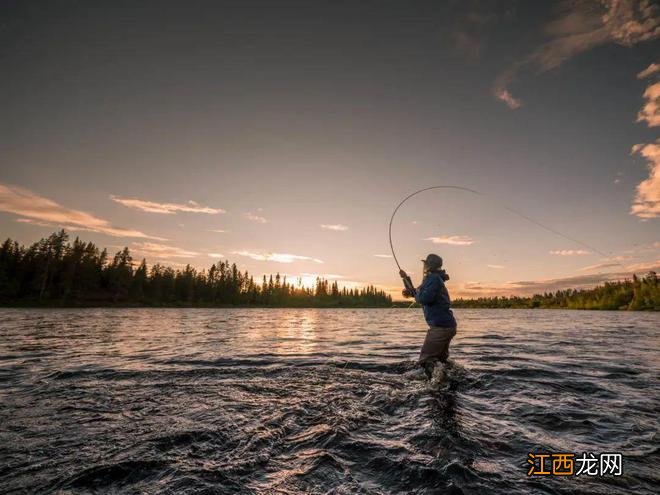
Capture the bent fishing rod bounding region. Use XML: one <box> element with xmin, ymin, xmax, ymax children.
<box><xmin>388</xmin><ymin>185</ymin><xmax>627</xmax><ymax>294</ymax></box>
<box><xmin>389</xmin><ymin>186</ymin><xmax>481</xmax><ymax>296</ymax></box>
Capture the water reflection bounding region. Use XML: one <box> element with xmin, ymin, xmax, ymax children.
<box><xmin>0</xmin><ymin>308</ymin><xmax>657</xmax><ymax>494</ymax></box>
<box><xmin>267</xmin><ymin>310</ymin><xmax>320</xmax><ymax>356</ymax></box>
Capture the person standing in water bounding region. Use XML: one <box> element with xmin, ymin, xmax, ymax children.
<box><xmin>401</xmin><ymin>253</ymin><xmax>457</xmax><ymax>379</ymax></box>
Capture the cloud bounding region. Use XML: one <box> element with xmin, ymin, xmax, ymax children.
<box><xmin>581</xmin><ymin>255</ymin><xmax>632</xmax><ymax>267</ymax></box>
<box><xmin>579</xmin><ymin>261</ymin><xmax>621</xmax><ymax>271</ymax></box>
<box><xmin>613</xmin><ymin>254</ymin><xmax>634</xmax><ymax>261</ymax></box>
<box><xmin>149</xmin><ymin>260</ymin><xmax>194</xmax><ymax>269</ymax></box>
<box><xmin>494</xmin><ymin>0</ymin><xmax>660</xmax><ymax>108</ymax></box>
<box><xmin>623</xmin><ymin>241</ymin><xmax>660</xmax><ymax>253</ymax></box>
<box><xmin>487</xmin><ymin>264</ymin><xmax>505</xmax><ymax>269</ymax></box>
<box><xmin>208</xmin><ymin>253</ymin><xmax>225</xmax><ymax>259</ymax></box>
<box><xmin>636</xmin><ymin>81</ymin><xmax>660</xmax><ymax>127</ymax></box>
<box><xmin>631</xmin><ymin>60</ymin><xmax>660</xmax><ymax>218</ymax></box>
<box><xmin>637</xmin><ymin>62</ymin><xmax>660</xmax><ymax>79</ymax></box>
<box><xmin>457</xmin><ymin>259</ymin><xmax>659</xmax><ymax>298</ymax></box>
<box><xmin>601</xmin><ymin>0</ymin><xmax>659</xmax><ymax>45</ymax></box>
<box><xmin>373</xmin><ymin>254</ymin><xmax>393</xmax><ymax>258</ymax></box>
<box><xmin>0</xmin><ymin>183</ymin><xmax>162</xmax><ymax>239</ymax></box>
<box><xmin>244</xmin><ymin>212</ymin><xmax>267</xmax><ymax>223</ymax></box>
<box><xmin>320</xmin><ymin>224</ymin><xmax>348</xmax><ymax>231</ymax></box>
<box><xmin>457</xmin><ymin>272</ymin><xmax>628</xmax><ymax>297</ymax></box>
<box><xmin>496</xmin><ymin>89</ymin><xmax>523</xmax><ymax>109</ymax></box>
<box><xmin>111</xmin><ymin>196</ymin><xmax>224</xmax><ymax>214</ymax></box>
<box><xmin>232</xmin><ymin>250</ymin><xmax>323</xmax><ymax>264</ymax></box>
<box><xmin>549</xmin><ymin>249</ymin><xmax>590</xmax><ymax>255</ymax></box>
<box><xmin>131</xmin><ymin>242</ymin><xmax>199</xmax><ymax>258</ymax></box>
<box><xmin>206</xmin><ymin>229</ymin><xmax>227</xmax><ymax>233</ymax></box>
<box><xmin>630</xmin><ymin>140</ymin><xmax>660</xmax><ymax>218</ymax></box>
<box><xmin>625</xmin><ymin>258</ymin><xmax>660</xmax><ymax>271</ymax></box>
<box><xmin>15</xmin><ymin>218</ymin><xmax>57</xmax><ymax>228</ymax></box>
<box><xmin>425</xmin><ymin>235</ymin><xmax>475</xmax><ymax>246</ymax></box>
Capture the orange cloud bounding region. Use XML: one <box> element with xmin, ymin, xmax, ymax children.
<box><xmin>579</xmin><ymin>261</ymin><xmax>621</xmax><ymax>271</ymax></box>
<box><xmin>549</xmin><ymin>249</ymin><xmax>590</xmax><ymax>255</ymax></box>
<box><xmin>637</xmin><ymin>62</ymin><xmax>660</xmax><ymax>79</ymax></box>
<box><xmin>232</xmin><ymin>250</ymin><xmax>323</xmax><ymax>264</ymax></box>
<box><xmin>456</xmin><ymin>272</ymin><xmax>628</xmax><ymax>298</ymax></box>
<box><xmin>425</xmin><ymin>235</ymin><xmax>475</xmax><ymax>246</ymax></box>
<box><xmin>637</xmin><ymin>81</ymin><xmax>660</xmax><ymax>127</ymax></box>
<box><xmin>630</xmin><ymin>140</ymin><xmax>660</xmax><ymax>219</ymax></box>
<box><xmin>625</xmin><ymin>259</ymin><xmax>660</xmax><ymax>271</ymax></box>
<box><xmin>244</xmin><ymin>212</ymin><xmax>267</xmax><ymax>223</ymax></box>
<box><xmin>111</xmin><ymin>196</ymin><xmax>224</xmax><ymax>214</ymax></box>
<box><xmin>456</xmin><ymin>259</ymin><xmax>659</xmax><ymax>298</ymax></box>
<box><xmin>496</xmin><ymin>89</ymin><xmax>522</xmax><ymax>109</ymax></box>
<box><xmin>131</xmin><ymin>242</ymin><xmax>199</xmax><ymax>258</ymax></box>
<box><xmin>320</xmin><ymin>224</ymin><xmax>348</xmax><ymax>231</ymax></box>
<box><xmin>0</xmin><ymin>183</ymin><xmax>162</xmax><ymax>239</ymax></box>
<box><xmin>494</xmin><ymin>0</ymin><xmax>659</xmax><ymax>108</ymax></box>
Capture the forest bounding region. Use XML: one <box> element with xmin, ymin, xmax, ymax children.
<box><xmin>0</xmin><ymin>231</ymin><xmax>392</xmax><ymax>307</ymax></box>
<box><xmin>452</xmin><ymin>272</ymin><xmax>659</xmax><ymax>311</ymax></box>
<box><xmin>2</xmin><ymin>230</ymin><xmax>657</xmax><ymax>310</ymax></box>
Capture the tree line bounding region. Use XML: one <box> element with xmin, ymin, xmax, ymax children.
<box><xmin>0</xmin><ymin>231</ymin><xmax>392</xmax><ymax>307</ymax></box>
<box><xmin>452</xmin><ymin>273</ymin><xmax>659</xmax><ymax>310</ymax></box>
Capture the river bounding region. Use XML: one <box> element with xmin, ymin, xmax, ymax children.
<box><xmin>0</xmin><ymin>308</ymin><xmax>657</xmax><ymax>494</ymax></box>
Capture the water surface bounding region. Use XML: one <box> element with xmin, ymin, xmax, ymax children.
<box><xmin>0</xmin><ymin>308</ymin><xmax>658</xmax><ymax>494</ymax></box>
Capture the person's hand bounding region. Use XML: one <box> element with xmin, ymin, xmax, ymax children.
<box><xmin>402</xmin><ymin>288</ymin><xmax>412</xmax><ymax>298</ymax></box>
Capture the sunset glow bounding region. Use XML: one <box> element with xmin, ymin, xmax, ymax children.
<box><xmin>1</xmin><ymin>1</ymin><xmax>658</xmax><ymax>301</ymax></box>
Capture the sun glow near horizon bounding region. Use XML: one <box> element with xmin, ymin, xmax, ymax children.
<box><xmin>1</xmin><ymin>1</ymin><xmax>658</xmax><ymax>304</ymax></box>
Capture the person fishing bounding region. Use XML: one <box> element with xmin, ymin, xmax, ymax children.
<box><xmin>401</xmin><ymin>254</ymin><xmax>457</xmax><ymax>379</ymax></box>
<box><xmin>389</xmin><ymin>186</ymin><xmax>621</xmax><ymax>380</ymax></box>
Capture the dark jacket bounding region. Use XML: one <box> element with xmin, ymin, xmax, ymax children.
<box><xmin>415</xmin><ymin>271</ymin><xmax>456</xmax><ymax>328</ymax></box>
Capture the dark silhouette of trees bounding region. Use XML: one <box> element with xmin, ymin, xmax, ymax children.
<box><xmin>1</xmin><ymin>231</ymin><xmax>657</xmax><ymax>310</ymax></box>
<box><xmin>0</xmin><ymin>231</ymin><xmax>392</xmax><ymax>307</ymax></box>
<box><xmin>453</xmin><ymin>272</ymin><xmax>659</xmax><ymax>311</ymax></box>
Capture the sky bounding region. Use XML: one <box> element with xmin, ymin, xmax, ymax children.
<box><xmin>1</xmin><ymin>0</ymin><xmax>658</xmax><ymax>299</ymax></box>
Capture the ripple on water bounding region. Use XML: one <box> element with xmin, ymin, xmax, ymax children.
<box><xmin>0</xmin><ymin>308</ymin><xmax>657</xmax><ymax>494</ymax></box>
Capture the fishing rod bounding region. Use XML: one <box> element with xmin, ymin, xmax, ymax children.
<box><xmin>389</xmin><ymin>186</ymin><xmax>481</xmax><ymax>296</ymax></box>
<box><xmin>388</xmin><ymin>185</ymin><xmax>627</xmax><ymax>293</ymax></box>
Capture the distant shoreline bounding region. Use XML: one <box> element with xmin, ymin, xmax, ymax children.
<box><xmin>0</xmin><ymin>231</ymin><xmax>392</xmax><ymax>309</ymax></box>
<box><xmin>395</xmin><ymin>303</ymin><xmax>657</xmax><ymax>311</ymax></box>
<box><xmin>0</xmin><ymin>302</ymin><xmax>656</xmax><ymax>311</ymax></box>
<box><xmin>1</xmin><ymin>231</ymin><xmax>657</xmax><ymax>312</ymax></box>
<box><xmin>0</xmin><ymin>301</ymin><xmax>393</xmax><ymax>309</ymax></box>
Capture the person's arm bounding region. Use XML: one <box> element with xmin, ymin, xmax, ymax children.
<box><xmin>415</xmin><ymin>275</ymin><xmax>441</xmax><ymax>305</ymax></box>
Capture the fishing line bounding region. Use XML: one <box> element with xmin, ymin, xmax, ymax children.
<box><xmin>388</xmin><ymin>185</ymin><xmax>627</xmax><ymax>275</ymax></box>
